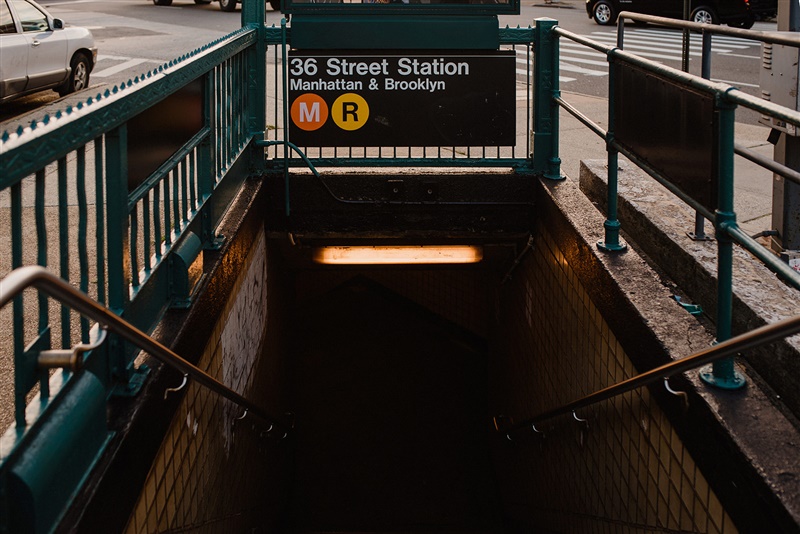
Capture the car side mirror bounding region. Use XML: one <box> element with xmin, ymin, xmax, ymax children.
<box><xmin>52</xmin><ymin>18</ymin><xmax>63</xmax><ymax>29</ymax></box>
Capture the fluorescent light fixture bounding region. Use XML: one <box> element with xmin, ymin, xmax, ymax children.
<box><xmin>313</xmin><ymin>245</ymin><xmax>483</xmax><ymax>265</ymax></box>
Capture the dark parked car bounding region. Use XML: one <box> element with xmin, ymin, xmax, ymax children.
<box><xmin>586</xmin><ymin>0</ymin><xmax>777</xmax><ymax>28</ymax></box>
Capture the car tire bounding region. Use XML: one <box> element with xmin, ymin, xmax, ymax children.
<box><xmin>153</xmin><ymin>0</ymin><xmax>173</xmax><ymax>5</ymax></box>
<box><xmin>57</xmin><ymin>53</ymin><xmax>90</xmax><ymax>97</ymax></box>
<box><xmin>592</xmin><ymin>1</ymin><xmax>616</xmax><ymax>26</ymax></box>
<box><xmin>219</xmin><ymin>0</ymin><xmax>237</xmax><ymax>11</ymax></box>
<box><xmin>691</xmin><ymin>6</ymin><xmax>718</xmax><ymax>25</ymax></box>
<box><xmin>269</xmin><ymin>0</ymin><xmax>280</xmax><ymax>10</ymax></box>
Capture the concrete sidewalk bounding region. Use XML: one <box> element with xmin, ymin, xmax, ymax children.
<box><xmin>557</xmin><ymin>90</ymin><xmax>775</xmax><ymax>238</ymax></box>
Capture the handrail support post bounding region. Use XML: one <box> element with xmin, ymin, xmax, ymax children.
<box><xmin>701</xmin><ymin>100</ymin><xmax>746</xmax><ymax>390</ymax></box>
<box><xmin>532</xmin><ymin>18</ymin><xmax>563</xmax><ymax>180</ymax></box>
<box><xmin>597</xmin><ymin>57</ymin><xmax>627</xmax><ymax>253</ymax></box>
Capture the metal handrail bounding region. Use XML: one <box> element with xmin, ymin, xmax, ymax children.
<box><xmin>495</xmin><ymin>313</ymin><xmax>800</xmax><ymax>436</ymax></box>
<box><xmin>0</xmin><ymin>265</ymin><xmax>292</xmax><ymax>435</ymax></box>
<box><xmin>618</xmin><ymin>11</ymin><xmax>800</xmax><ymax>46</ymax></box>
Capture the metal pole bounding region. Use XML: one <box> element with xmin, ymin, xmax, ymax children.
<box><xmin>597</xmin><ymin>53</ymin><xmax>627</xmax><ymax>253</ymax></box>
<box><xmin>700</xmin><ymin>101</ymin><xmax>745</xmax><ymax>389</ymax></box>
<box><xmin>771</xmin><ymin>0</ymin><xmax>800</xmax><ymax>268</ymax></box>
<box><xmin>688</xmin><ymin>31</ymin><xmax>714</xmax><ymax>241</ymax></box>
<box><xmin>548</xmin><ymin>24</ymin><xmax>562</xmax><ymax>181</ymax></box>
<box><xmin>532</xmin><ymin>18</ymin><xmax>562</xmax><ymax>179</ymax></box>
<box><xmin>682</xmin><ymin>0</ymin><xmax>690</xmax><ymax>71</ymax></box>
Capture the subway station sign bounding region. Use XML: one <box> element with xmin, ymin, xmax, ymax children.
<box><xmin>287</xmin><ymin>51</ymin><xmax>516</xmax><ymax>147</ymax></box>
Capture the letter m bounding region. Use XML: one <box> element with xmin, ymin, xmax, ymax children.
<box><xmin>299</xmin><ymin>102</ymin><xmax>320</xmax><ymax>123</ymax></box>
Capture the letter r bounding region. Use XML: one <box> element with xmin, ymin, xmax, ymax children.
<box><xmin>342</xmin><ymin>102</ymin><xmax>359</xmax><ymax>122</ymax></box>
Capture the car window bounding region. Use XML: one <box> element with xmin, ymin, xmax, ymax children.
<box><xmin>0</xmin><ymin>0</ymin><xmax>17</xmax><ymax>34</ymax></box>
<box><xmin>9</xmin><ymin>0</ymin><xmax>48</xmax><ymax>32</ymax></box>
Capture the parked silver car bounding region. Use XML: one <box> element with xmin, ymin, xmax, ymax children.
<box><xmin>0</xmin><ymin>0</ymin><xmax>97</xmax><ymax>103</ymax></box>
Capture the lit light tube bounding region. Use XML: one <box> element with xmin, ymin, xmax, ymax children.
<box><xmin>313</xmin><ymin>245</ymin><xmax>483</xmax><ymax>265</ymax></box>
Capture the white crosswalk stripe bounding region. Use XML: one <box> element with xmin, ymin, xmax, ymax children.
<box><xmin>511</xmin><ymin>27</ymin><xmax>763</xmax><ymax>85</ymax></box>
<box><xmin>88</xmin><ymin>27</ymin><xmax>763</xmax><ymax>89</ymax></box>
<box><xmin>91</xmin><ymin>54</ymin><xmax>163</xmax><ymax>80</ymax></box>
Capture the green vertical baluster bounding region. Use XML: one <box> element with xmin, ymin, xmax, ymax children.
<box><xmin>154</xmin><ymin>184</ymin><xmax>163</xmax><ymax>260</ymax></box>
<box><xmin>12</xmin><ymin>182</ymin><xmax>25</xmax><ymax>427</ymax></box>
<box><xmin>95</xmin><ymin>136</ymin><xmax>107</xmax><ymax>307</ymax></box>
<box><xmin>189</xmin><ymin>151</ymin><xmax>197</xmax><ymax>213</ymax></box>
<box><xmin>181</xmin><ymin>159</ymin><xmax>188</xmax><ymax>227</ymax></box>
<box><xmin>130</xmin><ymin>204</ymin><xmax>140</xmax><ymax>289</ymax></box>
<box><xmin>77</xmin><ymin>146</ymin><xmax>90</xmax><ymax>343</ymax></box>
<box><xmin>58</xmin><ymin>157</ymin><xmax>70</xmax><ymax>349</ymax></box>
<box><xmin>164</xmin><ymin>173</ymin><xmax>172</xmax><ymax>247</ymax></box>
<box><xmin>35</xmin><ymin>170</ymin><xmax>48</xmax><ymax>328</ymax></box>
<box><xmin>143</xmin><ymin>192</ymin><xmax>151</xmax><ymax>274</ymax></box>
<box><xmin>216</xmin><ymin>65</ymin><xmax>223</xmax><ymax>178</ymax></box>
<box><xmin>700</xmin><ymin>99</ymin><xmax>745</xmax><ymax>389</ymax></box>
<box><xmin>172</xmin><ymin>168</ymin><xmax>179</xmax><ymax>236</ymax></box>
<box><xmin>35</xmin><ymin>170</ymin><xmax>50</xmax><ymax>399</ymax></box>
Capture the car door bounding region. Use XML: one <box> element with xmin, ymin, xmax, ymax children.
<box><xmin>10</xmin><ymin>0</ymin><xmax>68</xmax><ymax>91</ymax></box>
<box><xmin>0</xmin><ymin>0</ymin><xmax>29</xmax><ymax>99</ymax></box>
<box><xmin>648</xmin><ymin>0</ymin><xmax>686</xmax><ymax>18</ymax></box>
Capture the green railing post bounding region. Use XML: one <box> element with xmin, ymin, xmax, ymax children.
<box><xmin>700</xmin><ymin>99</ymin><xmax>746</xmax><ymax>389</ymax></box>
<box><xmin>105</xmin><ymin>125</ymin><xmax>133</xmax><ymax>383</ymax></box>
<box><xmin>199</xmin><ymin>74</ymin><xmax>217</xmax><ymax>246</ymax></box>
<box><xmin>243</xmin><ymin>0</ymin><xmax>266</xmax><ymax>143</ymax></box>
<box><xmin>597</xmin><ymin>57</ymin><xmax>627</xmax><ymax>253</ymax></box>
<box><xmin>532</xmin><ymin>18</ymin><xmax>562</xmax><ymax>179</ymax></box>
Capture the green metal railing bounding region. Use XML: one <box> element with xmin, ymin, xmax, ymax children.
<box><xmin>0</xmin><ymin>25</ymin><xmax>259</xmax><ymax>423</ymax></box>
<box><xmin>0</xmin><ymin>7</ymin><xmax>542</xmax><ymax>531</ymax></box>
<box><xmin>546</xmin><ymin>14</ymin><xmax>800</xmax><ymax>389</ymax></box>
<box><xmin>3</xmin><ymin>3</ymin><xmax>800</xmax><ymax>531</ymax></box>
<box><xmin>0</xmin><ymin>10</ymin><xmax>266</xmax><ymax>531</ymax></box>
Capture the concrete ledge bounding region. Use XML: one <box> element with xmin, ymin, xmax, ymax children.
<box><xmin>579</xmin><ymin>159</ymin><xmax>800</xmax><ymax>419</ymax></box>
<box><xmin>538</xmin><ymin>173</ymin><xmax>800</xmax><ymax>530</ymax></box>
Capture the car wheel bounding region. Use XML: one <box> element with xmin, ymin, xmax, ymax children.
<box><xmin>592</xmin><ymin>1</ymin><xmax>616</xmax><ymax>26</ymax></box>
<box><xmin>153</xmin><ymin>0</ymin><xmax>173</xmax><ymax>5</ymax></box>
<box><xmin>691</xmin><ymin>6</ymin><xmax>718</xmax><ymax>25</ymax></box>
<box><xmin>269</xmin><ymin>0</ymin><xmax>280</xmax><ymax>10</ymax></box>
<box><xmin>57</xmin><ymin>53</ymin><xmax>90</xmax><ymax>97</ymax></box>
<box><xmin>219</xmin><ymin>0</ymin><xmax>237</xmax><ymax>11</ymax></box>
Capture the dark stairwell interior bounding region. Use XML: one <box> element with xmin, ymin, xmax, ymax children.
<box><xmin>283</xmin><ymin>276</ymin><xmax>503</xmax><ymax>533</ymax></box>
<box><xmin>69</xmin><ymin>179</ymin><xmax>800</xmax><ymax>534</ymax></box>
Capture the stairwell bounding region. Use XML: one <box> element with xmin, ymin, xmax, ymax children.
<box><xmin>283</xmin><ymin>277</ymin><xmax>503</xmax><ymax>533</ymax></box>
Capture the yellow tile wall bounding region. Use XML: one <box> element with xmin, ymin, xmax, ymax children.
<box><xmin>124</xmin><ymin>229</ymin><xmax>287</xmax><ymax>533</ymax></box>
<box><xmin>492</xmin><ymin>228</ymin><xmax>737</xmax><ymax>533</ymax></box>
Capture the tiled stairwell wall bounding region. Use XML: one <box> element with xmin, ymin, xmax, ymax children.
<box><xmin>123</xmin><ymin>229</ymin><xmax>291</xmax><ymax>533</ymax></box>
<box><xmin>490</xmin><ymin>227</ymin><xmax>736</xmax><ymax>533</ymax></box>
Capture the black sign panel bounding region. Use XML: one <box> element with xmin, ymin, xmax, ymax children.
<box><xmin>288</xmin><ymin>51</ymin><xmax>516</xmax><ymax>147</ymax></box>
<box><xmin>613</xmin><ymin>60</ymin><xmax>718</xmax><ymax>211</ymax></box>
